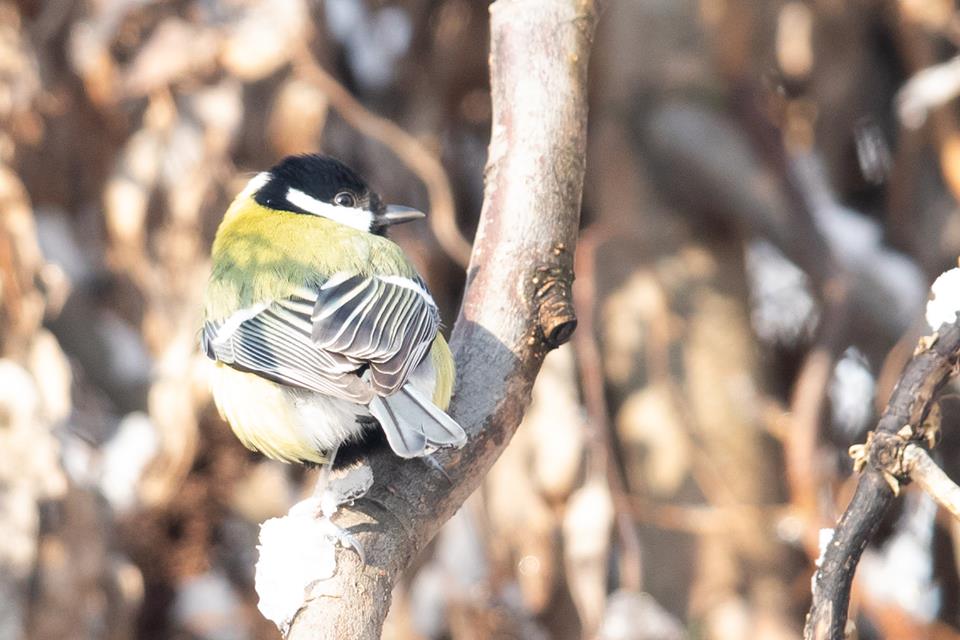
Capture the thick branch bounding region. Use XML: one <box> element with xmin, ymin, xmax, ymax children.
<box><xmin>804</xmin><ymin>319</ymin><xmax>960</xmax><ymax>640</ymax></box>
<box><xmin>285</xmin><ymin>1</ymin><xmax>596</xmax><ymax>637</ymax></box>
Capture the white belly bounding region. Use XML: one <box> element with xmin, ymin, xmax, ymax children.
<box><xmin>286</xmin><ymin>387</ymin><xmax>371</xmax><ymax>452</ymax></box>
<box><xmin>209</xmin><ymin>356</ymin><xmax>437</xmax><ymax>464</ymax></box>
<box><xmin>292</xmin><ymin>356</ymin><xmax>437</xmax><ymax>451</ymax></box>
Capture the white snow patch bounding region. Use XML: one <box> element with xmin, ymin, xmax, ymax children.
<box><xmin>255</xmin><ymin>464</ymin><xmax>373</xmax><ymax>632</ymax></box>
<box><xmin>926</xmin><ymin>267</ymin><xmax>960</xmax><ymax>330</ymax></box>
<box><xmin>813</xmin><ymin>202</ymin><xmax>882</xmax><ymax>262</ymax></box>
<box><xmin>600</xmin><ymin>590</ymin><xmax>685</xmax><ymax>640</ymax></box>
<box><xmin>255</xmin><ymin>499</ymin><xmax>337</xmax><ymax>632</ymax></box>
<box><xmin>896</xmin><ymin>56</ymin><xmax>960</xmax><ymax>130</ymax></box>
<box><xmin>791</xmin><ymin>154</ymin><xmax>927</xmax><ymax>332</ymax></box>
<box><xmin>811</xmin><ymin>528</ymin><xmax>835</xmax><ymax>595</ymax></box>
<box><xmin>816</xmin><ymin>528</ymin><xmax>834</xmax><ymax>568</ymax></box>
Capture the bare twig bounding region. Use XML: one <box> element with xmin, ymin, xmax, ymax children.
<box><xmin>805</xmin><ymin>319</ymin><xmax>960</xmax><ymax>640</ymax></box>
<box><xmin>572</xmin><ymin>226</ymin><xmax>644</xmax><ymax>593</ymax></box>
<box><xmin>786</xmin><ymin>275</ymin><xmax>851</xmax><ymax>556</ymax></box>
<box><xmin>293</xmin><ymin>46</ymin><xmax>472</xmax><ymax>268</ymax></box>
<box><xmin>284</xmin><ymin>2</ymin><xmax>596</xmax><ymax>637</ymax></box>
<box><xmin>903</xmin><ymin>444</ymin><xmax>960</xmax><ymax>519</ymax></box>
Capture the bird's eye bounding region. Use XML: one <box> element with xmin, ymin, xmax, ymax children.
<box><xmin>333</xmin><ymin>191</ymin><xmax>356</xmax><ymax>207</ymax></box>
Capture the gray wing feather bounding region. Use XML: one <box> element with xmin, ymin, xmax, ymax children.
<box><xmin>370</xmin><ymin>386</ymin><xmax>465</xmax><ymax>458</ymax></box>
<box><xmin>202</xmin><ymin>274</ymin><xmax>439</xmax><ymax>402</ymax></box>
<box><xmin>203</xmin><ymin>273</ymin><xmax>465</xmax><ymax>457</ymax></box>
<box><xmin>203</xmin><ymin>291</ymin><xmax>373</xmax><ymax>402</ymax></box>
<box><xmin>311</xmin><ymin>275</ymin><xmax>439</xmax><ymax>396</ymax></box>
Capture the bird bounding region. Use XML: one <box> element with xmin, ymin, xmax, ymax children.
<box><xmin>201</xmin><ymin>154</ymin><xmax>466</xmax><ymax>547</ymax></box>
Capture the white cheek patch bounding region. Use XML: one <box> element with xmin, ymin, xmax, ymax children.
<box><xmin>240</xmin><ymin>172</ymin><xmax>272</xmax><ymax>199</ymax></box>
<box><xmin>285</xmin><ymin>187</ymin><xmax>373</xmax><ymax>232</ymax></box>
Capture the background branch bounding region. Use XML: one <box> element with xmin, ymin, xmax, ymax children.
<box><xmin>285</xmin><ymin>1</ymin><xmax>596</xmax><ymax>637</ymax></box>
<box><xmin>572</xmin><ymin>226</ymin><xmax>644</xmax><ymax>593</ymax></box>
<box><xmin>904</xmin><ymin>444</ymin><xmax>960</xmax><ymax>519</ymax></box>
<box><xmin>293</xmin><ymin>47</ymin><xmax>472</xmax><ymax>268</ymax></box>
<box><xmin>805</xmin><ymin>318</ymin><xmax>960</xmax><ymax>640</ymax></box>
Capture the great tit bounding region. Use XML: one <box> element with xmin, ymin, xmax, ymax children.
<box><xmin>201</xmin><ymin>154</ymin><xmax>466</xmax><ymax>474</ymax></box>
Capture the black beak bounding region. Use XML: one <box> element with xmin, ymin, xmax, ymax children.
<box><xmin>376</xmin><ymin>204</ymin><xmax>426</xmax><ymax>226</ymax></box>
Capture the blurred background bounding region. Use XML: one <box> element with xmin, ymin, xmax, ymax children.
<box><xmin>3</xmin><ymin>0</ymin><xmax>960</xmax><ymax>638</ymax></box>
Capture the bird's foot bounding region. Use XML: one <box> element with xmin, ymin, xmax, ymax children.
<box><xmin>314</xmin><ymin>512</ymin><xmax>366</xmax><ymax>563</ymax></box>
<box><xmin>299</xmin><ymin>462</ymin><xmax>374</xmax><ymax>562</ymax></box>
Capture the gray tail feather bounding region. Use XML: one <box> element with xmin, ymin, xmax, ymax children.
<box><xmin>369</xmin><ymin>385</ymin><xmax>467</xmax><ymax>458</ymax></box>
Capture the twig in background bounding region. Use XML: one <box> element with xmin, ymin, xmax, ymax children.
<box><xmin>724</xmin><ymin>95</ymin><xmax>852</xmax><ymax>551</ymax></box>
<box><xmin>805</xmin><ymin>317</ymin><xmax>960</xmax><ymax>639</ymax></box>
<box><xmin>293</xmin><ymin>45</ymin><xmax>472</xmax><ymax>268</ymax></box>
<box><xmin>903</xmin><ymin>445</ymin><xmax>960</xmax><ymax>518</ymax></box>
<box><xmin>889</xmin><ymin>10</ymin><xmax>960</xmax><ymax>250</ymax></box>
<box><xmin>630</xmin><ymin>497</ymin><xmax>788</xmax><ymax>537</ymax></box>
<box><xmin>786</xmin><ymin>276</ymin><xmax>851</xmax><ymax>557</ymax></box>
<box><xmin>572</xmin><ymin>226</ymin><xmax>644</xmax><ymax>594</ymax></box>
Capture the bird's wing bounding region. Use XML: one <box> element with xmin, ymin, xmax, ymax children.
<box><xmin>202</xmin><ymin>291</ymin><xmax>375</xmax><ymax>403</ymax></box>
<box><xmin>309</xmin><ymin>273</ymin><xmax>440</xmax><ymax>396</ymax></box>
<box><xmin>201</xmin><ymin>274</ymin><xmax>439</xmax><ymax>402</ymax></box>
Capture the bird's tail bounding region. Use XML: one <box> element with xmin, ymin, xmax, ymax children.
<box><xmin>369</xmin><ymin>385</ymin><xmax>467</xmax><ymax>458</ymax></box>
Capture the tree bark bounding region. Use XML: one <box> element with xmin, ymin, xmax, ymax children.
<box><xmin>804</xmin><ymin>318</ymin><xmax>960</xmax><ymax>639</ymax></box>
<box><xmin>285</xmin><ymin>1</ymin><xmax>597</xmax><ymax>637</ymax></box>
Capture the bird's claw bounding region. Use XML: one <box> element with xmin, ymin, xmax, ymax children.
<box><xmin>306</xmin><ymin>462</ymin><xmax>373</xmax><ymax>564</ymax></box>
<box><xmin>316</xmin><ymin>514</ymin><xmax>366</xmax><ymax>564</ymax></box>
<box><xmin>421</xmin><ymin>454</ymin><xmax>452</xmax><ymax>483</ymax></box>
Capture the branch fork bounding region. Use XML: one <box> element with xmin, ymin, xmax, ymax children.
<box><xmin>806</xmin><ymin>321</ymin><xmax>960</xmax><ymax>639</ymax></box>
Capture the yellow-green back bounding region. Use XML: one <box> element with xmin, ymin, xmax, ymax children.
<box><xmin>205</xmin><ymin>197</ymin><xmax>418</xmax><ymax>321</ymax></box>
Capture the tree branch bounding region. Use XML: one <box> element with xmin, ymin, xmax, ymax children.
<box><xmin>903</xmin><ymin>444</ymin><xmax>960</xmax><ymax>519</ymax></box>
<box><xmin>804</xmin><ymin>318</ymin><xmax>960</xmax><ymax>640</ymax></box>
<box><xmin>284</xmin><ymin>1</ymin><xmax>596</xmax><ymax>637</ymax></box>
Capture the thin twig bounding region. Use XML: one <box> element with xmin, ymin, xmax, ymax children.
<box><xmin>630</xmin><ymin>497</ymin><xmax>789</xmax><ymax>536</ymax></box>
<box><xmin>903</xmin><ymin>444</ymin><xmax>960</xmax><ymax>519</ymax></box>
<box><xmin>572</xmin><ymin>225</ymin><xmax>644</xmax><ymax>593</ymax></box>
<box><xmin>787</xmin><ymin>275</ymin><xmax>851</xmax><ymax>557</ymax></box>
<box><xmin>293</xmin><ymin>46</ymin><xmax>472</xmax><ymax>268</ymax></box>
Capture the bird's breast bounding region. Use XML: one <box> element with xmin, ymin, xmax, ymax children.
<box><xmin>208</xmin><ymin>363</ymin><xmax>371</xmax><ymax>463</ymax></box>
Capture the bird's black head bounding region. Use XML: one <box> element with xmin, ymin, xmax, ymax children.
<box><xmin>248</xmin><ymin>154</ymin><xmax>424</xmax><ymax>235</ymax></box>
